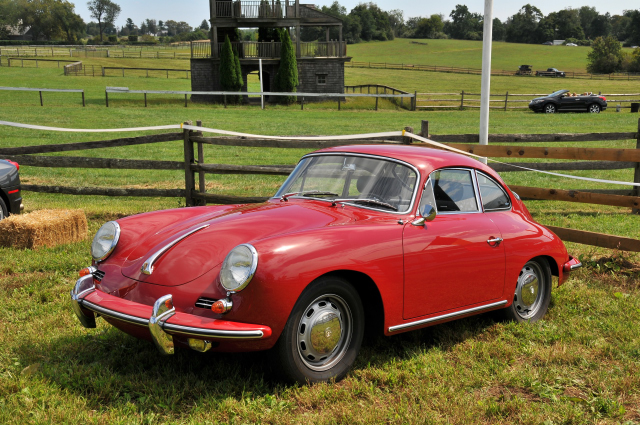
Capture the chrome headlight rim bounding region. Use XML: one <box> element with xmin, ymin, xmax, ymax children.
<box><xmin>220</xmin><ymin>243</ymin><xmax>258</xmax><ymax>293</ymax></box>
<box><xmin>91</xmin><ymin>221</ymin><xmax>121</xmax><ymax>262</ymax></box>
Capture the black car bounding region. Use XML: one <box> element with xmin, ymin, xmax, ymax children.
<box><xmin>529</xmin><ymin>89</ymin><xmax>607</xmax><ymax>113</ymax></box>
<box><xmin>0</xmin><ymin>159</ymin><xmax>23</xmax><ymax>220</ymax></box>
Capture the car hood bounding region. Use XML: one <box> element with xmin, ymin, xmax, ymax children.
<box><xmin>119</xmin><ymin>200</ymin><xmax>353</xmax><ymax>286</ymax></box>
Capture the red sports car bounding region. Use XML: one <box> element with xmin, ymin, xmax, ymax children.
<box><xmin>71</xmin><ymin>145</ymin><xmax>581</xmax><ymax>383</ymax></box>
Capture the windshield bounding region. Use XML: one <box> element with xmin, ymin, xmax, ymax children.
<box><xmin>274</xmin><ymin>154</ymin><xmax>419</xmax><ymax>213</ymax></box>
<box><xmin>549</xmin><ymin>90</ymin><xmax>568</xmax><ymax>97</ymax></box>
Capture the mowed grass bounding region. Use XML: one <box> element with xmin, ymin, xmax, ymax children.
<box><xmin>0</xmin><ymin>38</ymin><xmax>639</xmax><ymax>424</ymax></box>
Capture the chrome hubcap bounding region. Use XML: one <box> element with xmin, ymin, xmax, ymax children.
<box><xmin>297</xmin><ymin>294</ymin><xmax>352</xmax><ymax>372</ymax></box>
<box><xmin>590</xmin><ymin>105</ymin><xmax>599</xmax><ymax>113</ymax></box>
<box><xmin>545</xmin><ymin>105</ymin><xmax>555</xmax><ymax>113</ymax></box>
<box><xmin>513</xmin><ymin>262</ymin><xmax>544</xmax><ymax>319</ymax></box>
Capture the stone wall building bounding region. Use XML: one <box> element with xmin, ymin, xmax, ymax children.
<box><xmin>190</xmin><ymin>0</ymin><xmax>351</xmax><ymax>103</ymax></box>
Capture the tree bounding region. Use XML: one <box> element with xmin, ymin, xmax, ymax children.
<box><xmin>587</xmin><ymin>35</ymin><xmax>623</xmax><ymax>73</ymax></box>
<box><xmin>145</xmin><ymin>19</ymin><xmax>157</xmax><ymax>35</ymax></box>
<box><xmin>505</xmin><ymin>4</ymin><xmax>543</xmax><ymax>43</ymax></box>
<box><xmin>446</xmin><ymin>4</ymin><xmax>482</xmax><ymax>40</ymax></box>
<box><xmin>492</xmin><ymin>18</ymin><xmax>506</xmax><ymax>41</ymax></box>
<box><xmin>626</xmin><ymin>10</ymin><xmax>640</xmax><ymax>45</ymax></box>
<box><xmin>199</xmin><ymin>19</ymin><xmax>209</xmax><ymax>31</ymax></box>
<box><xmin>219</xmin><ymin>35</ymin><xmax>241</xmax><ymax>101</ymax></box>
<box><xmin>54</xmin><ymin>1</ymin><xmax>86</xmax><ymax>42</ymax></box>
<box><xmin>87</xmin><ymin>0</ymin><xmax>121</xmax><ymax>42</ymax></box>
<box><xmin>275</xmin><ymin>28</ymin><xmax>298</xmax><ymax>104</ymax></box>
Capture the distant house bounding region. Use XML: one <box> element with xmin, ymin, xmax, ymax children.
<box><xmin>4</xmin><ymin>22</ymin><xmax>33</xmax><ymax>41</ymax></box>
<box><xmin>190</xmin><ymin>0</ymin><xmax>351</xmax><ymax>103</ymax></box>
<box><xmin>553</xmin><ymin>40</ymin><xmax>565</xmax><ymax>46</ymax></box>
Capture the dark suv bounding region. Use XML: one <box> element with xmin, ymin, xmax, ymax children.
<box><xmin>529</xmin><ymin>89</ymin><xmax>607</xmax><ymax>113</ymax></box>
<box><xmin>0</xmin><ymin>159</ymin><xmax>23</xmax><ymax>220</ymax></box>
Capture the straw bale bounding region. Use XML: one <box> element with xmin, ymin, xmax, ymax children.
<box><xmin>0</xmin><ymin>209</ymin><xmax>88</xmax><ymax>249</ymax></box>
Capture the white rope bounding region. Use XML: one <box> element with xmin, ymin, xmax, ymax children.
<box><xmin>0</xmin><ymin>120</ymin><xmax>638</xmax><ymax>187</ymax></box>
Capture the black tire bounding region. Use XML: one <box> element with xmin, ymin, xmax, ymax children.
<box><xmin>0</xmin><ymin>197</ymin><xmax>7</xmax><ymax>221</ymax></box>
<box><xmin>503</xmin><ymin>258</ymin><xmax>552</xmax><ymax>323</ymax></box>
<box><xmin>544</xmin><ymin>103</ymin><xmax>556</xmax><ymax>114</ymax></box>
<box><xmin>588</xmin><ymin>103</ymin><xmax>601</xmax><ymax>113</ymax></box>
<box><xmin>272</xmin><ymin>276</ymin><xmax>364</xmax><ymax>384</ymax></box>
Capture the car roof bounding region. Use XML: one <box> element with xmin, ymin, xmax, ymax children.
<box><xmin>313</xmin><ymin>144</ymin><xmax>497</xmax><ymax>176</ymax></box>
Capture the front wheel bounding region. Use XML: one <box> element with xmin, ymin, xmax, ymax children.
<box><xmin>544</xmin><ymin>104</ymin><xmax>556</xmax><ymax>113</ymax></box>
<box><xmin>588</xmin><ymin>103</ymin><xmax>601</xmax><ymax>113</ymax></box>
<box><xmin>503</xmin><ymin>258</ymin><xmax>552</xmax><ymax>323</ymax></box>
<box><xmin>0</xmin><ymin>197</ymin><xmax>7</xmax><ymax>221</ymax></box>
<box><xmin>272</xmin><ymin>276</ymin><xmax>364</xmax><ymax>384</ymax></box>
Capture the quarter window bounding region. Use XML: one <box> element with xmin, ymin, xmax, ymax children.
<box><xmin>477</xmin><ymin>172</ymin><xmax>511</xmax><ymax>211</ymax></box>
<box><xmin>316</xmin><ymin>74</ymin><xmax>327</xmax><ymax>85</ymax></box>
<box><xmin>429</xmin><ymin>169</ymin><xmax>479</xmax><ymax>213</ymax></box>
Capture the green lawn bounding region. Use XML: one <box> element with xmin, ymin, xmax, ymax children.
<box><xmin>0</xmin><ymin>38</ymin><xmax>639</xmax><ymax>424</ymax></box>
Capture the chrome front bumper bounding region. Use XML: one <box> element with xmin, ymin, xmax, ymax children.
<box><xmin>70</xmin><ymin>275</ymin><xmax>270</xmax><ymax>355</ymax></box>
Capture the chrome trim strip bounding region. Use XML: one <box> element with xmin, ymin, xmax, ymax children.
<box><xmin>80</xmin><ymin>300</ymin><xmax>265</xmax><ymax>339</ymax></box>
<box><xmin>81</xmin><ymin>300</ymin><xmax>150</xmax><ymax>326</ymax></box>
<box><xmin>141</xmin><ymin>224</ymin><xmax>209</xmax><ymax>275</ymax></box>
<box><xmin>273</xmin><ymin>152</ymin><xmax>422</xmax><ymax>215</ymax></box>
<box><xmin>388</xmin><ymin>300</ymin><xmax>508</xmax><ymax>333</ymax></box>
<box><xmin>163</xmin><ymin>323</ymin><xmax>264</xmax><ymax>339</ymax></box>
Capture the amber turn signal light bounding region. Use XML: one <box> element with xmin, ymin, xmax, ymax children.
<box><xmin>211</xmin><ymin>298</ymin><xmax>232</xmax><ymax>314</ymax></box>
<box><xmin>79</xmin><ymin>267</ymin><xmax>95</xmax><ymax>277</ymax></box>
<box><xmin>164</xmin><ymin>298</ymin><xmax>173</xmax><ymax>310</ymax></box>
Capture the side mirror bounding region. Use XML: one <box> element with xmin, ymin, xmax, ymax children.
<box><xmin>422</xmin><ymin>205</ymin><xmax>436</xmax><ymax>222</ymax></box>
<box><xmin>411</xmin><ymin>205</ymin><xmax>436</xmax><ymax>226</ymax></box>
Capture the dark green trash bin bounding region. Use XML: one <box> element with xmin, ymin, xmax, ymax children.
<box><xmin>631</xmin><ymin>103</ymin><xmax>640</xmax><ymax>113</ymax></box>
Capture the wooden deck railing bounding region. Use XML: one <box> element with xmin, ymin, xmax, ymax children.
<box><xmin>1</xmin><ymin>118</ymin><xmax>638</xmax><ymax>251</ymax></box>
<box><xmin>191</xmin><ymin>41</ymin><xmax>346</xmax><ymax>59</ymax></box>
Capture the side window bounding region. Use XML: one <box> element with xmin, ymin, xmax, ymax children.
<box><xmin>431</xmin><ymin>169</ymin><xmax>479</xmax><ymax>213</ymax></box>
<box><xmin>477</xmin><ymin>172</ymin><xmax>511</xmax><ymax>211</ymax></box>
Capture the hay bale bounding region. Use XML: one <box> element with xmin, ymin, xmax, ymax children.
<box><xmin>0</xmin><ymin>209</ymin><xmax>88</xmax><ymax>249</ymax></box>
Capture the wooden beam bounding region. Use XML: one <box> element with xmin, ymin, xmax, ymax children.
<box><xmin>437</xmin><ymin>144</ymin><xmax>640</xmax><ymax>162</ymax></box>
<box><xmin>21</xmin><ymin>184</ymin><xmax>185</xmax><ymax>198</ymax></box>
<box><xmin>489</xmin><ymin>161</ymin><xmax>636</xmax><ymax>172</ymax></box>
<box><xmin>509</xmin><ymin>185</ymin><xmax>640</xmax><ymax>209</ymax></box>
<box><xmin>0</xmin><ymin>132</ymin><xmax>183</xmax><ymax>155</ymax></box>
<box><xmin>191</xmin><ymin>136</ymin><xmax>404</xmax><ymax>149</ymax></box>
<box><xmin>3</xmin><ymin>155</ymin><xmax>183</xmax><ymax>170</ymax></box>
<box><xmin>429</xmin><ymin>132</ymin><xmax>637</xmax><ymax>144</ymax></box>
<box><xmin>192</xmin><ymin>163</ymin><xmax>294</xmax><ymax>175</ymax></box>
<box><xmin>192</xmin><ymin>193</ymin><xmax>270</xmax><ymax>204</ymax></box>
<box><xmin>545</xmin><ymin>226</ymin><xmax>640</xmax><ymax>252</ymax></box>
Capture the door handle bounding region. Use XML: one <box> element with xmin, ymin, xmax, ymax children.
<box><xmin>487</xmin><ymin>237</ymin><xmax>503</xmax><ymax>246</ymax></box>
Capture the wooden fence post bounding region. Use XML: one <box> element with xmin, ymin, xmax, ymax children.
<box><xmin>183</xmin><ymin>121</ymin><xmax>195</xmax><ymax>207</ymax></box>
<box><xmin>633</xmin><ymin>117</ymin><xmax>640</xmax><ymax>214</ymax></box>
<box><xmin>460</xmin><ymin>90</ymin><xmax>465</xmax><ymax>109</ymax></box>
<box><xmin>196</xmin><ymin>120</ymin><xmax>206</xmax><ymax>206</ymax></box>
<box><xmin>421</xmin><ymin>120</ymin><xmax>429</xmax><ymax>138</ymax></box>
<box><xmin>504</xmin><ymin>91</ymin><xmax>509</xmax><ymax>111</ymax></box>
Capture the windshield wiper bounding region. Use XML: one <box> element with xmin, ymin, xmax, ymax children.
<box><xmin>332</xmin><ymin>198</ymin><xmax>398</xmax><ymax>211</ymax></box>
<box><xmin>280</xmin><ymin>191</ymin><xmax>339</xmax><ymax>201</ymax></box>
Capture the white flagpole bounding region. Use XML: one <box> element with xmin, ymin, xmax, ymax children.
<box><xmin>479</xmin><ymin>0</ymin><xmax>494</xmax><ymax>165</ymax></box>
<box><xmin>259</xmin><ymin>58</ymin><xmax>264</xmax><ymax>110</ymax></box>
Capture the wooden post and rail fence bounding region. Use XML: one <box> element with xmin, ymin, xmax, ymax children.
<box><xmin>416</xmin><ymin>91</ymin><xmax>640</xmax><ymax>111</ymax></box>
<box><xmin>0</xmin><ymin>119</ymin><xmax>638</xmax><ymax>252</ymax></box>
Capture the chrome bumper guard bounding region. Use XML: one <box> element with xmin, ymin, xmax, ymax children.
<box><xmin>70</xmin><ymin>275</ymin><xmax>264</xmax><ymax>356</ymax></box>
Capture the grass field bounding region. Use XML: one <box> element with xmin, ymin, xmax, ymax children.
<box><xmin>0</xmin><ymin>38</ymin><xmax>639</xmax><ymax>424</ymax></box>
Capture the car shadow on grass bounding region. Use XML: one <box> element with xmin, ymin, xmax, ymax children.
<box><xmin>14</xmin><ymin>311</ymin><xmax>504</xmax><ymax>410</ymax></box>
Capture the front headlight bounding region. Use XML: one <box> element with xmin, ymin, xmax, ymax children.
<box><xmin>91</xmin><ymin>221</ymin><xmax>120</xmax><ymax>262</ymax></box>
<box><xmin>220</xmin><ymin>244</ymin><xmax>258</xmax><ymax>293</ymax></box>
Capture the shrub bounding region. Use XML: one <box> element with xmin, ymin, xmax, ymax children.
<box><xmin>274</xmin><ymin>29</ymin><xmax>298</xmax><ymax>104</ymax></box>
<box><xmin>108</xmin><ymin>35</ymin><xmax>118</xmax><ymax>43</ymax></box>
<box><xmin>219</xmin><ymin>35</ymin><xmax>242</xmax><ymax>103</ymax></box>
<box><xmin>128</xmin><ymin>35</ymin><xmax>138</xmax><ymax>42</ymax></box>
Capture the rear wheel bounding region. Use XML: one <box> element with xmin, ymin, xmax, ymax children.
<box><xmin>588</xmin><ymin>103</ymin><xmax>601</xmax><ymax>113</ymax></box>
<box><xmin>544</xmin><ymin>104</ymin><xmax>556</xmax><ymax>113</ymax></box>
<box><xmin>503</xmin><ymin>258</ymin><xmax>552</xmax><ymax>323</ymax></box>
<box><xmin>272</xmin><ymin>276</ymin><xmax>364</xmax><ymax>384</ymax></box>
<box><xmin>0</xmin><ymin>197</ymin><xmax>7</xmax><ymax>221</ymax></box>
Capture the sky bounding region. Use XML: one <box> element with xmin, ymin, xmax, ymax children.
<box><xmin>77</xmin><ymin>0</ymin><xmax>639</xmax><ymax>30</ymax></box>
